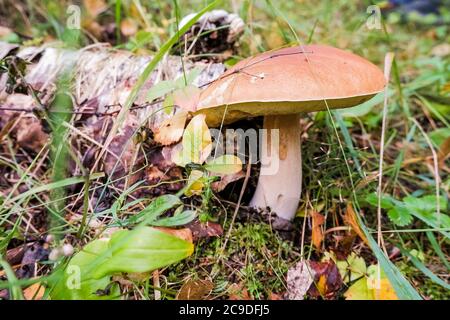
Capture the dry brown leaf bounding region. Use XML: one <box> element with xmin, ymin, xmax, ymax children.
<box><xmin>211</xmin><ymin>170</ymin><xmax>245</xmax><ymax>192</ymax></box>
<box><xmin>176</xmin><ymin>279</ymin><xmax>214</xmax><ymax>300</ymax></box>
<box><xmin>268</xmin><ymin>292</ymin><xmax>283</xmax><ymax>300</ymax></box>
<box><xmin>438</xmin><ymin>136</ymin><xmax>450</xmax><ymax>169</ymax></box>
<box><xmin>153</xmin><ymin>110</ymin><xmax>188</xmax><ymax>146</ymax></box>
<box><xmin>228</xmin><ymin>283</ymin><xmax>253</xmax><ymax>300</ymax></box>
<box><xmin>120</xmin><ymin>18</ymin><xmax>138</xmax><ymax>37</ymax></box>
<box><xmin>307</xmin><ymin>260</ymin><xmax>342</xmax><ymax>299</ymax></box>
<box><xmin>16</xmin><ymin>119</ymin><xmax>48</xmax><ymax>152</ymax></box>
<box><xmin>311</xmin><ymin>211</ymin><xmax>325</xmax><ymax>250</ymax></box>
<box><xmin>155</xmin><ymin>227</ymin><xmax>193</xmax><ymax>243</ymax></box>
<box><xmin>344</xmin><ymin>203</ymin><xmax>369</xmax><ymax>246</ymax></box>
<box><xmin>23</xmin><ymin>282</ymin><xmax>45</xmax><ymax>300</ymax></box>
<box><xmin>186</xmin><ymin>220</ymin><xmax>223</xmax><ymax>241</ymax></box>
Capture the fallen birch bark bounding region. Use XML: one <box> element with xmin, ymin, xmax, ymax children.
<box><xmin>0</xmin><ymin>42</ymin><xmax>225</xmax><ymax>196</ymax></box>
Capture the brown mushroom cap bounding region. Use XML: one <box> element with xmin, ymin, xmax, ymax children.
<box><xmin>195</xmin><ymin>45</ymin><xmax>386</xmax><ymax>126</ymax></box>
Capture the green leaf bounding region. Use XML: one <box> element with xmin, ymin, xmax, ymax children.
<box><xmin>428</xmin><ymin>128</ymin><xmax>450</xmax><ymax>147</ymax></box>
<box><xmin>336</xmin><ymin>252</ymin><xmax>367</xmax><ymax>283</ymax></box>
<box><xmin>387</xmin><ymin>207</ymin><xmax>413</xmax><ymax>226</ymax></box>
<box><xmin>127</xmin><ymin>195</ymin><xmax>182</xmax><ymax>226</ymax></box>
<box><xmin>399</xmin><ymin>247</ymin><xmax>450</xmax><ymax>290</ymax></box>
<box><xmin>93</xmin><ymin>227</ymin><xmax>194</xmax><ymax>277</ymax></box>
<box><xmin>49</xmin><ymin>239</ymin><xmax>119</xmax><ymax>300</ymax></box>
<box><xmin>205</xmin><ymin>155</ymin><xmax>243</xmax><ymax>175</ymax></box>
<box><xmin>151</xmin><ymin>210</ymin><xmax>197</xmax><ymax>227</ymax></box>
<box><xmin>49</xmin><ymin>227</ymin><xmax>193</xmax><ymax>299</ymax></box>
<box><xmin>344</xmin><ymin>278</ymin><xmax>371</xmax><ymax>300</ymax></box>
<box><xmin>365</xmin><ymin>193</ymin><xmax>394</xmax><ymax>209</ymax></box>
<box><xmin>0</xmin><ymin>256</ymin><xmax>24</xmax><ymax>300</ymax></box>
<box><xmin>184</xmin><ymin>170</ymin><xmax>205</xmax><ymax>197</ymax></box>
<box><xmin>147</xmin><ymin>80</ymin><xmax>176</xmax><ymax>102</ymax></box>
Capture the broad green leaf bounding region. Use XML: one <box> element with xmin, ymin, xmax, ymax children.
<box><xmin>147</xmin><ymin>80</ymin><xmax>176</xmax><ymax>102</ymax></box>
<box><xmin>344</xmin><ymin>278</ymin><xmax>371</xmax><ymax>300</ymax></box>
<box><xmin>205</xmin><ymin>155</ymin><xmax>243</xmax><ymax>175</ymax></box>
<box><xmin>146</xmin><ymin>67</ymin><xmax>204</xmax><ymax>103</ymax></box>
<box><xmin>162</xmin><ymin>93</ymin><xmax>175</xmax><ymax>115</ymax></box>
<box><xmin>49</xmin><ymin>239</ymin><xmax>119</xmax><ymax>300</ymax></box>
<box><xmin>127</xmin><ymin>194</ymin><xmax>182</xmax><ymax>226</ymax></box>
<box><xmin>345</xmin><ymin>265</ymin><xmax>399</xmax><ymax>300</ymax></box>
<box><xmin>365</xmin><ymin>193</ymin><xmax>393</xmax><ymax>209</ymax></box>
<box><xmin>50</xmin><ymin>227</ymin><xmax>193</xmax><ymax>299</ymax></box>
<box><xmin>151</xmin><ymin>210</ymin><xmax>197</xmax><ymax>227</ymax></box>
<box><xmin>387</xmin><ymin>207</ymin><xmax>413</xmax><ymax>227</ymax></box>
<box><xmin>336</xmin><ymin>252</ymin><xmax>367</xmax><ymax>283</ymax></box>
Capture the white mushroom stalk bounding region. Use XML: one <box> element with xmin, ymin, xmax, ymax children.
<box><xmin>249</xmin><ymin>114</ymin><xmax>302</xmax><ymax>221</ymax></box>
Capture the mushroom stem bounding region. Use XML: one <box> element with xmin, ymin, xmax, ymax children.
<box><xmin>250</xmin><ymin>114</ymin><xmax>302</xmax><ymax>221</ymax></box>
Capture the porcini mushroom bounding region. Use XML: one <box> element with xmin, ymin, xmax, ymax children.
<box><xmin>195</xmin><ymin>45</ymin><xmax>385</xmax><ymax>222</ymax></box>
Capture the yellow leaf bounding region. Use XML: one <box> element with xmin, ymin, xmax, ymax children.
<box><xmin>368</xmin><ymin>278</ymin><xmax>398</xmax><ymax>300</ymax></box>
<box><xmin>317</xmin><ymin>275</ymin><xmax>327</xmax><ymax>296</ymax></box>
<box><xmin>205</xmin><ymin>155</ymin><xmax>242</xmax><ymax>175</ymax></box>
<box><xmin>344</xmin><ymin>264</ymin><xmax>398</xmax><ymax>300</ymax></box>
<box><xmin>344</xmin><ymin>278</ymin><xmax>372</xmax><ymax>300</ymax></box>
<box><xmin>184</xmin><ymin>170</ymin><xmax>205</xmax><ymax>197</ymax></box>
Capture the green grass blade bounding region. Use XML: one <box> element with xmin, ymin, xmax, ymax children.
<box><xmin>352</xmin><ymin>204</ymin><xmax>423</xmax><ymax>300</ymax></box>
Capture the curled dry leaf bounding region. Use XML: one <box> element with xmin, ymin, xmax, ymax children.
<box><xmin>228</xmin><ymin>283</ymin><xmax>253</xmax><ymax>300</ymax></box>
<box><xmin>286</xmin><ymin>260</ymin><xmax>315</xmax><ymax>300</ymax></box>
<box><xmin>311</xmin><ymin>211</ymin><xmax>325</xmax><ymax>251</ymax></box>
<box><xmin>211</xmin><ymin>170</ymin><xmax>245</xmax><ymax>193</ymax></box>
<box><xmin>344</xmin><ymin>203</ymin><xmax>369</xmax><ymax>246</ymax></box>
<box><xmin>23</xmin><ymin>282</ymin><xmax>45</xmax><ymax>300</ymax></box>
<box><xmin>176</xmin><ymin>279</ymin><xmax>214</xmax><ymax>300</ymax></box>
<box><xmin>83</xmin><ymin>0</ymin><xmax>108</xmax><ymax>17</ymax></box>
<box><xmin>153</xmin><ymin>110</ymin><xmax>188</xmax><ymax>146</ymax></box>
<box><xmin>16</xmin><ymin>119</ymin><xmax>49</xmax><ymax>152</ymax></box>
<box><xmin>120</xmin><ymin>18</ymin><xmax>138</xmax><ymax>37</ymax></box>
